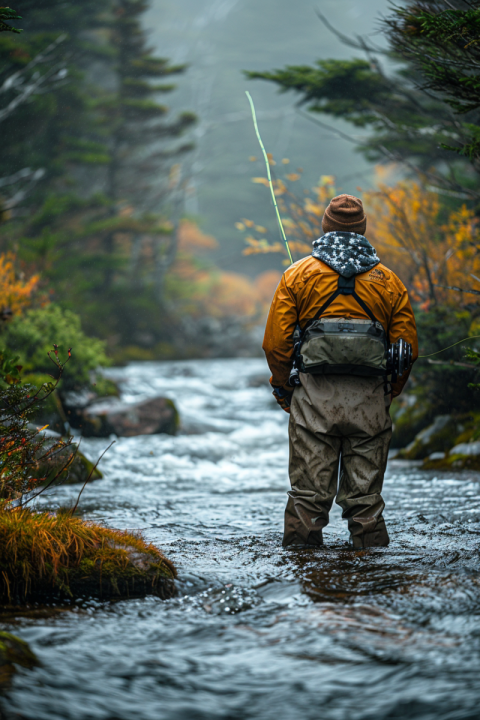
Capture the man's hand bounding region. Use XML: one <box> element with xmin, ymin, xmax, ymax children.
<box><xmin>272</xmin><ymin>386</ymin><xmax>293</xmax><ymax>413</ymax></box>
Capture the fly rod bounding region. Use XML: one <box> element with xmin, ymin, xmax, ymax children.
<box><xmin>245</xmin><ymin>91</ymin><xmax>293</xmax><ymax>265</ymax></box>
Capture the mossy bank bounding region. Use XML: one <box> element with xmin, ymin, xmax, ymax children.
<box><xmin>0</xmin><ymin>510</ymin><xmax>176</xmax><ymax>604</ymax></box>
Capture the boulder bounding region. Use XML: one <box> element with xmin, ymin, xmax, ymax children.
<box><xmin>423</xmin><ymin>441</ymin><xmax>480</xmax><ymax>471</ymax></box>
<box><xmin>396</xmin><ymin>415</ymin><xmax>457</xmax><ymax>460</ymax></box>
<box><xmin>51</xmin><ymin>446</ymin><xmax>102</xmax><ymax>485</ymax></box>
<box><xmin>391</xmin><ymin>393</ymin><xmax>432</xmax><ymax>449</ymax></box>
<box><xmin>0</xmin><ymin>632</ymin><xmax>38</xmax><ymax>689</ymax></box>
<box><xmin>30</xmin><ymin>428</ymin><xmax>103</xmax><ymax>485</ymax></box>
<box><xmin>78</xmin><ymin>396</ymin><xmax>179</xmax><ymax>437</ymax></box>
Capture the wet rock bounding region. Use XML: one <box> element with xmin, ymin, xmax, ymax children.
<box><xmin>31</xmin><ymin>430</ymin><xmax>102</xmax><ymax>485</ymax></box>
<box><xmin>0</xmin><ymin>631</ymin><xmax>38</xmax><ymax>689</ymax></box>
<box><xmin>78</xmin><ymin>396</ymin><xmax>179</xmax><ymax>437</ymax></box>
<box><xmin>428</xmin><ymin>452</ymin><xmax>446</xmax><ymax>461</ymax></box>
<box><xmin>56</xmin><ymin>447</ymin><xmax>102</xmax><ymax>485</ymax></box>
<box><xmin>396</xmin><ymin>415</ymin><xmax>457</xmax><ymax>460</ymax></box>
<box><xmin>423</xmin><ymin>441</ymin><xmax>480</xmax><ymax>471</ymax></box>
<box><xmin>449</xmin><ymin>441</ymin><xmax>480</xmax><ymax>456</ymax></box>
<box><xmin>391</xmin><ymin>393</ymin><xmax>432</xmax><ymax>449</ymax></box>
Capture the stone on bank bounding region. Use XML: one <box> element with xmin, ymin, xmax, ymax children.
<box><xmin>392</xmin><ymin>406</ymin><xmax>480</xmax><ymax>470</ymax></box>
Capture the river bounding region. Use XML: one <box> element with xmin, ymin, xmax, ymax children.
<box><xmin>3</xmin><ymin>358</ymin><xmax>480</xmax><ymax>720</ymax></box>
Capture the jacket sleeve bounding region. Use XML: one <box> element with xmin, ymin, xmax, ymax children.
<box><xmin>388</xmin><ymin>282</ymin><xmax>418</xmax><ymax>397</ymax></box>
<box><xmin>262</xmin><ymin>274</ymin><xmax>298</xmax><ymax>389</ymax></box>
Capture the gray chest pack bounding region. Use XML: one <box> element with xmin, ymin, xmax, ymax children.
<box><xmin>290</xmin><ymin>274</ymin><xmax>412</xmax><ymax>385</ymax></box>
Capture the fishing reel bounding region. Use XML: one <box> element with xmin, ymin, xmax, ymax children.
<box><xmin>387</xmin><ymin>338</ymin><xmax>413</xmax><ymax>383</ymax></box>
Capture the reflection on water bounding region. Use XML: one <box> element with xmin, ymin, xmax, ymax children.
<box><xmin>4</xmin><ymin>359</ymin><xmax>480</xmax><ymax>720</ymax></box>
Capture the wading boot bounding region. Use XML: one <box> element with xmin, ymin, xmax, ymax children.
<box><xmin>350</xmin><ymin>516</ymin><xmax>389</xmax><ymax>550</ymax></box>
<box><xmin>284</xmin><ymin>529</ymin><xmax>324</xmax><ymax>549</ymax></box>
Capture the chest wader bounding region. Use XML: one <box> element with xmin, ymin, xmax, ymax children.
<box><xmin>284</xmin><ymin>274</ymin><xmax>412</xmax><ymax>549</ymax></box>
<box><xmin>289</xmin><ymin>274</ymin><xmax>412</xmax><ymax>389</ymax></box>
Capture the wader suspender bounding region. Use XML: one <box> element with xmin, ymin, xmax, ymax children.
<box><xmin>296</xmin><ymin>275</ymin><xmax>392</xmax><ymax>394</ymax></box>
<box><xmin>307</xmin><ymin>274</ymin><xmax>378</xmax><ymax>328</ymax></box>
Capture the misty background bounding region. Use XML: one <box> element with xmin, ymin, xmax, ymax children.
<box><xmin>146</xmin><ymin>0</ymin><xmax>390</xmax><ymax>276</ymax></box>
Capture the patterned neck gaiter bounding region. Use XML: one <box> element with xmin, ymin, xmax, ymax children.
<box><xmin>312</xmin><ymin>231</ymin><xmax>380</xmax><ymax>278</ymax></box>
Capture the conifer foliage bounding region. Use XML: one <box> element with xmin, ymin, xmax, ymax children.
<box><xmin>0</xmin><ymin>0</ymin><xmax>196</xmax><ymax>353</ymax></box>
<box><xmin>0</xmin><ymin>7</ymin><xmax>21</xmax><ymax>34</ymax></box>
<box><xmin>106</xmin><ymin>0</ymin><xmax>195</xmax><ymax>214</ymax></box>
<box><xmin>246</xmin><ymin>2</ymin><xmax>480</xmax><ymax>198</ymax></box>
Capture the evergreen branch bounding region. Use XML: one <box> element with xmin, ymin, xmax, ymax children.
<box><xmin>0</xmin><ymin>7</ymin><xmax>22</xmax><ymax>33</ymax></box>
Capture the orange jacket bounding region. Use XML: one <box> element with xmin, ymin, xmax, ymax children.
<box><xmin>263</xmin><ymin>256</ymin><xmax>418</xmax><ymax>397</ymax></box>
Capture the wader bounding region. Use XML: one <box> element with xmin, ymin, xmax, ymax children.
<box><xmin>284</xmin><ymin>372</ymin><xmax>392</xmax><ymax>549</ymax></box>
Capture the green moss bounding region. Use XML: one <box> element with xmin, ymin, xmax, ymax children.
<box><xmin>165</xmin><ymin>398</ymin><xmax>180</xmax><ymax>434</ymax></box>
<box><xmin>395</xmin><ymin>411</ymin><xmax>480</xmax><ymax>461</ymax></box>
<box><xmin>61</xmin><ymin>450</ymin><xmax>103</xmax><ymax>485</ymax></box>
<box><xmin>34</xmin><ymin>444</ymin><xmax>102</xmax><ymax>486</ymax></box>
<box><xmin>397</xmin><ymin>417</ymin><xmax>458</xmax><ymax>460</ymax></box>
<box><xmin>0</xmin><ymin>509</ymin><xmax>176</xmax><ymax>603</ymax></box>
<box><xmin>423</xmin><ymin>453</ymin><xmax>480</xmax><ymax>472</ymax></box>
<box><xmin>0</xmin><ymin>631</ymin><xmax>38</xmax><ymax>689</ymax></box>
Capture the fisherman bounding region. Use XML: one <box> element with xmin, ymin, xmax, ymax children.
<box><xmin>263</xmin><ymin>194</ymin><xmax>418</xmax><ymax>549</ymax></box>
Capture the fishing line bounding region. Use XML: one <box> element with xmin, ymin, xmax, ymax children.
<box><xmin>245</xmin><ymin>91</ymin><xmax>293</xmax><ymax>265</ymax></box>
<box><xmin>419</xmin><ymin>335</ymin><xmax>480</xmax><ymax>359</ymax></box>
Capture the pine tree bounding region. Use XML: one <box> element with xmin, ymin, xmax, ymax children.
<box><xmin>0</xmin><ymin>0</ymin><xmax>109</xmax><ymax>215</ymax></box>
<box><xmin>0</xmin><ymin>7</ymin><xmax>21</xmax><ymax>34</ymax></box>
<box><xmin>245</xmin><ymin>2</ymin><xmax>480</xmax><ymax>200</ymax></box>
<box><xmin>99</xmin><ymin>0</ymin><xmax>196</xmax><ymax>296</ymax></box>
<box><xmin>0</xmin><ymin>0</ymin><xmax>196</xmax><ymax>354</ymax></box>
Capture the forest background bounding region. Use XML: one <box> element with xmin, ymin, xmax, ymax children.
<box><xmin>1</xmin><ymin>0</ymin><xmax>480</xmax><ymax>456</ymax></box>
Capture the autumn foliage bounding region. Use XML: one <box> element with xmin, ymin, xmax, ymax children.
<box><xmin>0</xmin><ymin>253</ymin><xmax>38</xmax><ymax>318</ymax></box>
<box><xmin>364</xmin><ymin>180</ymin><xmax>480</xmax><ymax>310</ymax></box>
<box><xmin>170</xmin><ymin>219</ymin><xmax>281</xmax><ymax>319</ymax></box>
<box><xmin>238</xmin><ymin>158</ymin><xmax>480</xmax><ymax>313</ymax></box>
<box><xmin>237</xmin><ymin>159</ymin><xmax>336</xmax><ymax>265</ymax></box>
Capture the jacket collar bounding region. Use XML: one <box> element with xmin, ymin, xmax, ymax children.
<box><xmin>312</xmin><ymin>231</ymin><xmax>380</xmax><ymax>278</ymax></box>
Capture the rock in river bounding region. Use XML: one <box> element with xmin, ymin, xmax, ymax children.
<box><xmin>78</xmin><ymin>396</ymin><xmax>179</xmax><ymax>437</ymax></box>
<box><xmin>0</xmin><ymin>632</ymin><xmax>38</xmax><ymax>689</ymax></box>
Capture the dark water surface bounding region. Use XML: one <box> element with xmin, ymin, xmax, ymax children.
<box><xmin>4</xmin><ymin>359</ymin><xmax>480</xmax><ymax>720</ymax></box>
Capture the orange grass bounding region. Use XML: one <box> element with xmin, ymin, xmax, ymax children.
<box><xmin>0</xmin><ymin>509</ymin><xmax>176</xmax><ymax>603</ymax></box>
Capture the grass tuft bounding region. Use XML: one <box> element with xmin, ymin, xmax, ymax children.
<box><xmin>0</xmin><ymin>509</ymin><xmax>176</xmax><ymax>603</ymax></box>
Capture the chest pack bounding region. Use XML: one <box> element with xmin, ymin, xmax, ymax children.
<box><xmin>291</xmin><ymin>274</ymin><xmax>412</xmax><ymax>382</ymax></box>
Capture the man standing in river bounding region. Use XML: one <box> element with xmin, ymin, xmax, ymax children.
<box><xmin>263</xmin><ymin>194</ymin><xmax>418</xmax><ymax>549</ymax></box>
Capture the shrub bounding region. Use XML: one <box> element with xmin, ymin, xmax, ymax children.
<box><xmin>2</xmin><ymin>304</ymin><xmax>109</xmax><ymax>392</ymax></box>
<box><xmin>0</xmin><ymin>347</ymin><xmax>76</xmax><ymax>500</ymax></box>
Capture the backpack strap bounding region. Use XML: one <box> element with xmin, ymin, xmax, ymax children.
<box><xmin>307</xmin><ymin>275</ymin><xmax>378</xmax><ymax>327</ymax></box>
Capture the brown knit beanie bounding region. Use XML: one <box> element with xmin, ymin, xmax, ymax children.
<box><xmin>322</xmin><ymin>194</ymin><xmax>367</xmax><ymax>235</ymax></box>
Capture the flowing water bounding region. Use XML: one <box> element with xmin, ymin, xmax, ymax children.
<box><xmin>3</xmin><ymin>358</ymin><xmax>480</xmax><ymax>720</ymax></box>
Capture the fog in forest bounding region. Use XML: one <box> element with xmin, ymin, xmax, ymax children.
<box><xmin>146</xmin><ymin>0</ymin><xmax>389</xmax><ymax>274</ymax></box>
